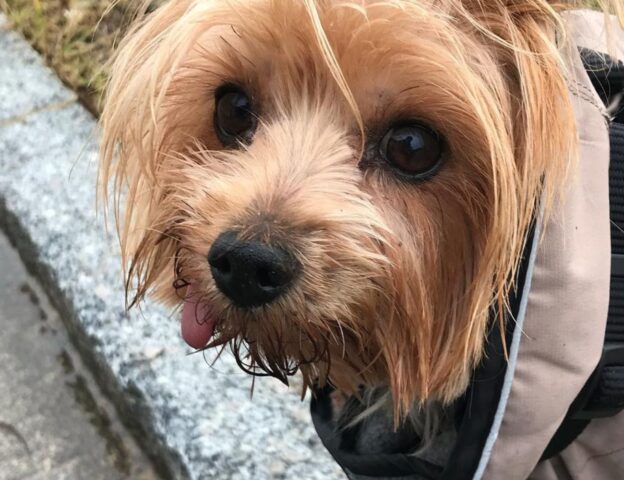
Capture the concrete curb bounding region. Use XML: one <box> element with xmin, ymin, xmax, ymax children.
<box><xmin>0</xmin><ymin>14</ymin><xmax>344</xmax><ymax>480</ymax></box>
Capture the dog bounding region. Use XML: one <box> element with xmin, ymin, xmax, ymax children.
<box><xmin>98</xmin><ymin>0</ymin><xmax>623</xmax><ymax>472</ymax></box>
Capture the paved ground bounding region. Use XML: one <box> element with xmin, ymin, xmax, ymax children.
<box><xmin>0</xmin><ymin>231</ymin><xmax>159</xmax><ymax>480</ymax></box>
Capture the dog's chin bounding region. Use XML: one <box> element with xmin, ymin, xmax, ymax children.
<box><xmin>179</xmin><ymin>284</ymin><xmax>327</xmax><ymax>382</ymax></box>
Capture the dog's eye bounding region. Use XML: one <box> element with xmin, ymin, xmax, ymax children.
<box><xmin>380</xmin><ymin>123</ymin><xmax>443</xmax><ymax>179</ymax></box>
<box><xmin>214</xmin><ymin>85</ymin><xmax>257</xmax><ymax>147</ymax></box>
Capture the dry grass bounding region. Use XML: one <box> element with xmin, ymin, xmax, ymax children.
<box><xmin>0</xmin><ymin>0</ymin><xmax>605</xmax><ymax>116</ymax></box>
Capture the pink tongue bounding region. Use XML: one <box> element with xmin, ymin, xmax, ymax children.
<box><xmin>181</xmin><ymin>286</ymin><xmax>216</xmax><ymax>350</ymax></box>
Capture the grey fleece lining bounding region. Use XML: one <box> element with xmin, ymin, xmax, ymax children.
<box><xmin>473</xmin><ymin>206</ymin><xmax>544</xmax><ymax>480</ymax></box>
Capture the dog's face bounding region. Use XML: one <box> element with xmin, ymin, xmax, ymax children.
<box><xmin>101</xmin><ymin>0</ymin><xmax>574</xmax><ymax>418</ymax></box>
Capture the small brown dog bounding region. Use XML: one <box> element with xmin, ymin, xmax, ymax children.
<box><xmin>99</xmin><ymin>0</ymin><xmax>616</xmax><ymax>441</ymax></box>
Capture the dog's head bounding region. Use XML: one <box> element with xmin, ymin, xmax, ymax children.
<box><xmin>100</xmin><ymin>0</ymin><xmax>577</xmax><ymax>419</ymax></box>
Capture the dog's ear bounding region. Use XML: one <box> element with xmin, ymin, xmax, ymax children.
<box><xmin>376</xmin><ymin>0</ymin><xmax>588</xmax><ymax>419</ymax></box>
<box><xmin>99</xmin><ymin>0</ymin><xmax>201</xmax><ymax>307</ymax></box>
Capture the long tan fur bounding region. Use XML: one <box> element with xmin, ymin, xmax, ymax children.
<box><xmin>99</xmin><ymin>0</ymin><xmax>623</xmax><ymax>425</ymax></box>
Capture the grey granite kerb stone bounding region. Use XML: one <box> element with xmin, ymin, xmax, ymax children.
<box><xmin>0</xmin><ymin>14</ymin><xmax>345</xmax><ymax>480</ymax></box>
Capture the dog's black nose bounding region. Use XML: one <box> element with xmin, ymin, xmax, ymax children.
<box><xmin>208</xmin><ymin>231</ymin><xmax>298</xmax><ymax>308</ymax></box>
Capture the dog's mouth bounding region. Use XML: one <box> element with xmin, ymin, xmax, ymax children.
<box><xmin>178</xmin><ymin>281</ymin><xmax>346</xmax><ymax>388</ymax></box>
<box><xmin>180</xmin><ymin>284</ymin><xmax>217</xmax><ymax>349</ymax></box>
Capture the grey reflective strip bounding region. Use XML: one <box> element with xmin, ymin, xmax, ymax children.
<box><xmin>473</xmin><ymin>206</ymin><xmax>544</xmax><ymax>480</ymax></box>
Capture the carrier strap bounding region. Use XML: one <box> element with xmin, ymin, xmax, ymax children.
<box><xmin>541</xmin><ymin>52</ymin><xmax>624</xmax><ymax>460</ymax></box>
<box><xmin>582</xmin><ymin>49</ymin><xmax>624</xmax><ymax>124</ymax></box>
<box><xmin>576</xmin><ymin>121</ymin><xmax>624</xmax><ymax>419</ymax></box>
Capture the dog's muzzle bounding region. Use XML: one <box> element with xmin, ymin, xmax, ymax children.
<box><xmin>208</xmin><ymin>230</ymin><xmax>299</xmax><ymax>308</ymax></box>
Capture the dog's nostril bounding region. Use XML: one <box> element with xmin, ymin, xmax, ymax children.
<box><xmin>256</xmin><ymin>266</ymin><xmax>273</xmax><ymax>289</ymax></box>
<box><xmin>208</xmin><ymin>231</ymin><xmax>299</xmax><ymax>308</ymax></box>
<box><xmin>256</xmin><ymin>265</ymin><xmax>288</xmax><ymax>290</ymax></box>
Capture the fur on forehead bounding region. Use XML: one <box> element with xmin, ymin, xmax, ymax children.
<box><xmin>100</xmin><ymin>0</ymin><xmax>603</xmax><ymax>420</ymax></box>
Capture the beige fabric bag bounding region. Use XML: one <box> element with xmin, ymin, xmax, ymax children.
<box><xmin>479</xmin><ymin>11</ymin><xmax>624</xmax><ymax>480</ymax></box>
